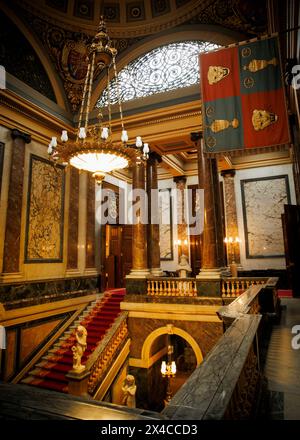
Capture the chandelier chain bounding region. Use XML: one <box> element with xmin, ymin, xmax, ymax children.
<box><xmin>112</xmin><ymin>55</ymin><xmax>125</xmax><ymax>132</ymax></box>
<box><xmin>85</xmin><ymin>51</ymin><xmax>96</xmax><ymax>131</ymax></box>
<box><xmin>77</xmin><ymin>62</ymin><xmax>91</xmax><ymax>141</ymax></box>
<box><xmin>106</xmin><ymin>67</ymin><xmax>112</xmax><ymax>137</ymax></box>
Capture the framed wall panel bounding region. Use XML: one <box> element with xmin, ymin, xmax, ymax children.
<box><xmin>25</xmin><ymin>155</ymin><xmax>65</xmax><ymax>263</ymax></box>
<box><xmin>241</xmin><ymin>175</ymin><xmax>291</xmax><ymax>258</ymax></box>
<box><xmin>159</xmin><ymin>188</ymin><xmax>173</xmax><ymax>260</ymax></box>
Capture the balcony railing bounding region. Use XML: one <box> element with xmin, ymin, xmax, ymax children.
<box><xmin>146</xmin><ymin>276</ymin><xmax>268</xmax><ymax>299</ymax></box>
<box><xmin>147</xmin><ymin>278</ymin><xmax>197</xmax><ymax>297</ymax></box>
<box><xmin>221</xmin><ymin>277</ymin><xmax>268</xmax><ymax>298</ymax></box>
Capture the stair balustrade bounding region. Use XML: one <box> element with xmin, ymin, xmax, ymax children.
<box><xmin>147</xmin><ymin>278</ymin><xmax>197</xmax><ymax>297</ymax></box>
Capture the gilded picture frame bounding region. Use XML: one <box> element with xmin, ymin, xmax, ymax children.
<box><xmin>24</xmin><ymin>154</ymin><xmax>65</xmax><ymax>263</ymax></box>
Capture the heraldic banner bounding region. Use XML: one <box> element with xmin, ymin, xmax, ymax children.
<box><xmin>200</xmin><ymin>36</ymin><xmax>290</xmax><ymax>154</ymax></box>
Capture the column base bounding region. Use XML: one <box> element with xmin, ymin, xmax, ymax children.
<box><xmin>0</xmin><ymin>272</ymin><xmax>24</xmax><ymax>283</ymax></box>
<box><xmin>150</xmin><ymin>268</ymin><xmax>164</xmax><ymax>277</ymax></box>
<box><xmin>196</xmin><ymin>268</ymin><xmax>225</xmax><ymax>297</ymax></box>
<box><xmin>196</xmin><ymin>268</ymin><xmax>223</xmax><ymax>279</ymax></box>
<box><xmin>126</xmin><ymin>269</ymin><xmax>151</xmax><ymax>279</ymax></box>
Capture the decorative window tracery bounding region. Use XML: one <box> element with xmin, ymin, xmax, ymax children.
<box><xmin>96</xmin><ymin>41</ymin><xmax>220</xmax><ymax>107</ymax></box>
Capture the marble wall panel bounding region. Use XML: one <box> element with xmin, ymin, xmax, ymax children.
<box><xmin>20</xmin><ymin>318</ymin><xmax>61</xmax><ymax>363</ymax></box>
<box><xmin>0</xmin><ymin>275</ymin><xmax>98</xmax><ymax>308</ymax></box>
<box><xmin>241</xmin><ymin>175</ymin><xmax>291</xmax><ymax>258</ymax></box>
<box><xmin>159</xmin><ymin>189</ymin><xmax>173</xmax><ymax>260</ymax></box>
<box><xmin>25</xmin><ymin>155</ymin><xmax>65</xmax><ymax>262</ymax></box>
<box><xmin>2</xmin><ymin>137</ymin><xmax>25</xmax><ymax>273</ymax></box>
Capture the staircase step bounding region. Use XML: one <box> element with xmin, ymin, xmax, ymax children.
<box><xmin>29</xmin><ymin>368</ymin><xmax>68</xmax><ymax>383</ymax></box>
<box><xmin>42</xmin><ymin>355</ymin><xmax>73</xmax><ymax>366</ymax></box>
<box><xmin>36</xmin><ymin>361</ymin><xmax>71</xmax><ymax>373</ymax></box>
<box><xmin>21</xmin><ymin>376</ymin><xmax>68</xmax><ymax>393</ymax></box>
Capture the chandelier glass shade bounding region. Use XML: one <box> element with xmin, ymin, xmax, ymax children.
<box><xmin>48</xmin><ymin>18</ymin><xmax>149</xmax><ymax>185</ymax></box>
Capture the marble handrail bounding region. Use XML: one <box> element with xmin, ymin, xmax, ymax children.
<box><xmin>162</xmin><ymin>283</ymin><xmax>264</xmax><ymax>420</ymax></box>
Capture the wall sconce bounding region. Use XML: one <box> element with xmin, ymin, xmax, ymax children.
<box><xmin>224</xmin><ymin>236</ymin><xmax>241</xmax><ymax>278</ymax></box>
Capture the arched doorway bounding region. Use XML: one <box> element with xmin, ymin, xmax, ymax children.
<box><xmin>135</xmin><ymin>325</ymin><xmax>203</xmax><ymax>410</ymax></box>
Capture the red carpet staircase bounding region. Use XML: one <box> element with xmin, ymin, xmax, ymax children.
<box><xmin>21</xmin><ymin>288</ymin><xmax>126</xmax><ymax>393</ymax></box>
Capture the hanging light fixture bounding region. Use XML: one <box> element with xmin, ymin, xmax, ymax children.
<box><xmin>48</xmin><ymin>17</ymin><xmax>150</xmax><ymax>185</ymax></box>
<box><xmin>161</xmin><ymin>340</ymin><xmax>176</xmax><ymax>404</ymax></box>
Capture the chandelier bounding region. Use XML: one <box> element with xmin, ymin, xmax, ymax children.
<box><xmin>47</xmin><ymin>18</ymin><xmax>149</xmax><ymax>185</ymax></box>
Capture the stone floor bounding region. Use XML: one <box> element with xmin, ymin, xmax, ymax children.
<box><xmin>264</xmin><ymin>298</ymin><xmax>300</xmax><ymax>420</ymax></box>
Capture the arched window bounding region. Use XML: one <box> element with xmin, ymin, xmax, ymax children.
<box><xmin>96</xmin><ymin>41</ymin><xmax>219</xmax><ymax>107</ymax></box>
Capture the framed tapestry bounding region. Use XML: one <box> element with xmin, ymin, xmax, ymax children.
<box><xmin>241</xmin><ymin>175</ymin><xmax>291</xmax><ymax>258</ymax></box>
<box><xmin>25</xmin><ymin>154</ymin><xmax>65</xmax><ymax>263</ymax></box>
<box><xmin>0</xmin><ymin>142</ymin><xmax>4</xmax><ymax>194</ymax></box>
<box><xmin>159</xmin><ymin>188</ymin><xmax>173</xmax><ymax>260</ymax></box>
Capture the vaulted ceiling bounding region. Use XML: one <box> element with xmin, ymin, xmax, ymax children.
<box><xmin>1</xmin><ymin>0</ymin><xmax>294</xmax><ymax>179</ymax></box>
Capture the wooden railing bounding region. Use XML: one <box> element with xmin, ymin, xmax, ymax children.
<box><xmin>221</xmin><ymin>277</ymin><xmax>268</xmax><ymax>298</ymax></box>
<box><xmin>147</xmin><ymin>278</ymin><xmax>197</xmax><ymax>297</ymax></box>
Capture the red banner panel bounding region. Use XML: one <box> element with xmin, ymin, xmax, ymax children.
<box><xmin>200</xmin><ymin>36</ymin><xmax>290</xmax><ymax>154</ymax></box>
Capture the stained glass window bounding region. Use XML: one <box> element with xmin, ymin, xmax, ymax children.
<box><xmin>96</xmin><ymin>41</ymin><xmax>220</xmax><ymax>107</ymax></box>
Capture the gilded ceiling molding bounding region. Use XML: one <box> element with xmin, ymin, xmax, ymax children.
<box><xmin>15</xmin><ymin>0</ymin><xmax>212</xmax><ymax>38</ymax></box>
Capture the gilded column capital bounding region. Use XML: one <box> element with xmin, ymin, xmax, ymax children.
<box><xmin>173</xmin><ymin>175</ymin><xmax>187</xmax><ymax>186</ymax></box>
<box><xmin>190</xmin><ymin>132</ymin><xmax>202</xmax><ymax>144</ymax></box>
<box><xmin>148</xmin><ymin>151</ymin><xmax>162</xmax><ymax>165</ymax></box>
<box><xmin>11</xmin><ymin>129</ymin><xmax>31</xmax><ymax>144</ymax></box>
<box><xmin>221</xmin><ymin>169</ymin><xmax>236</xmax><ymax>178</ymax></box>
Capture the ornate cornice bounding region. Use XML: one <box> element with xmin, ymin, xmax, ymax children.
<box><xmin>0</xmin><ymin>90</ymin><xmax>73</xmax><ymax>144</ymax></box>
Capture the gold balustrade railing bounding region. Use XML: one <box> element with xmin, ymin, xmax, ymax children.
<box><xmin>221</xmin><ymin>277</ymin><xmax>268</xmax><ymax>298</ymax></box>
<box><xmin>147</xmin><ymin>278</ymin><xmax>197</xmax><ymax>297</ymax></box>
<box><xmin>86</xmin><ymin>312</ymin><xmax>128</xmax><ymax>395</ymax></box>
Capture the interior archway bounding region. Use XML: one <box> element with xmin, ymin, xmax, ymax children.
<box><xmin>141</xmin><ymin>324</ymin><xmax>203</xmax><ymax>366</ymax></box>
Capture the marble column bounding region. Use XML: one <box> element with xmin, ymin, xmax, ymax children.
<box><xmin>147</xmin><ymin>152</ymin><xmax>163</xmax><ymax>276</ymax></box>
<box><xmin>86</xmin><ymin>173</ymin><xmax>96</xmax><ymax>269</ymax></box>
<box><xmin>128</xmin><ymin>160</ymin><xmax>150</xmax><ymax>278</ymax></box>
<box><xmin>67</xmin><ymin>167</ymin><xmax>79</xmax><ymax>270</ymax></box>
<box><xmin>173</xmin><ymin>176</ymin><xmax>189</xmax><ymax>260</ymax></box>
<box><xmin>2</xmin><ymin>129</ymin><xmax>31</xmax><ymax>274</ymax></box>
<box><xmin>221</xmin><ymin>169</ymin><xmax>241</xmax><ymax>266</ymax></box>
<box><xmin>196</xmin><ymin>135</ymin><xmax>225</xmax><ymax>279</ymax></box>
<box><xmin>77</xmin><ymin>171</ymin><xmax>87</xmax><ymax>274</ymax></box>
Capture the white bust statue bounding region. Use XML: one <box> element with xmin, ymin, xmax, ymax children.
<box><xmin>177</xmin><ymin>254</ymin><xmax>192</xmax><ymax>278</ymax></box>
